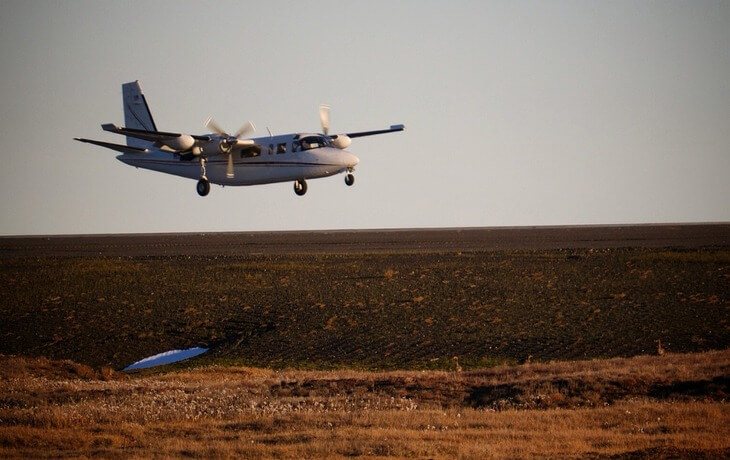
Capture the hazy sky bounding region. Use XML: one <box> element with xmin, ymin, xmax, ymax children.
<box><xmin>1</xmin><ymin>1</ymin><xmax>728</xmax><ymax>235</ymax></box>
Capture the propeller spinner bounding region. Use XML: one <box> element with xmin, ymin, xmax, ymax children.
<box><xmin>205</xmin><ymin>118</ymin><xmax>255</xmax><ymax>178</ymax></box>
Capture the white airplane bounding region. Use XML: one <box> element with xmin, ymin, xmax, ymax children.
<box><xmin>75</xmin><ymin>81</ymin><xmax>404</xmax><ymax>196</ymax></box>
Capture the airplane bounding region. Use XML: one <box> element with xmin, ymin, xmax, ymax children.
<box><xmin>75</xmin><ymin>81</ymin><xmax>404</xmax><ymax>197</ymax></box>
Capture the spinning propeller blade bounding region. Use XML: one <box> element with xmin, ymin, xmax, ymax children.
<box><xmin>319</xmin><ymin>105</ymin><xmax>330</xmax><ymax>136</ymax></box>
<box><xmin>205</xmin><ymin>117</ymin><xmax>228</xmax><ymax>137</ymax></box>
<box><xmin>226</xmin><ymin>152</ymin><xmax>234</xmax><ymax>179</ymax></box>
<box><xmin>234</xmin><ymin>121</ymin><xmax>256</xmax><ymax>138</ymax></box>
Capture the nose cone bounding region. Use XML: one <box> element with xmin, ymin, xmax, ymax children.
<box><xmin>342</xmin><ymin>151</ymin><xmax>359</xmax><ymax>168</ymax></box>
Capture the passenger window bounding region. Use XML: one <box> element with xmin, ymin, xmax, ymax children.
<box><xmin>240</xmin><ymin>146</ymin><xmax>261</xmax><ymax>158</ymax></box>
<box><xmin>277</xmin><ymin>143</ymin><xmax>286</xmax><ymax>154</ymax></box>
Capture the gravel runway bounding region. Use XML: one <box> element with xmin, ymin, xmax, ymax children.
<box><xmin>1</xmin><ymin>223</ymin><xmax>728</xmax><ymax>257</ymax></box>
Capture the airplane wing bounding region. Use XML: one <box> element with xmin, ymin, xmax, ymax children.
<box><xmin>346</xmin><ymin>124</ymin><xmax>405</xmax><ymax>139</ymax></box>
<box><xmin>101</xmin><ymin>124</ymin><xmax>213</xmax><ymax>143</ymax></box>
<box><xmin>74</xmin><ymin>138</ymin><xmax>149</xmax><ymax>154</ymax></box>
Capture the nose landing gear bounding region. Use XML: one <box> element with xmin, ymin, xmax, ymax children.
<box><xmin>294</xmin><ymin>179</ymin><xmax>307</xmax><ymax>196</ymax></box>
<box><xmin>345</xmin><ymin>173</ymin><xmax>355</xmax><ymax>186</ymax></box>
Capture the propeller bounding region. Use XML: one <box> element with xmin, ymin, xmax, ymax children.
<box><xmin>226</xmin><ymin>151</ymin><xmax>234</xmax><ymax>179</ymax></box>
<box><xmin>204</xmin><ymin>118</ymin><xmax>255</xmax><ymax>179</ymax></box>
<box><xmin>319</xmin><ymin>105</ymin><xmax>330</xmax><ymax>136</ymax></box>
<box><xmin>318</xmin><ymin>105</ymin><xmax>351</xmax><ymax>149</ymax></box>
<box><xmin>206</xmin><ymin>118</ymin><xmax>255</xmax><ymax>150</ymax></box>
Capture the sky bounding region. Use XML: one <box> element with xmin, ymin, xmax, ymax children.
<box><xmin>0</xmin><ymin>0</ymin><xmax>728</xmax><ymax>235</ymax></box>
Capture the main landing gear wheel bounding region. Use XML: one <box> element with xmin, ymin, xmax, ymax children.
<box><xmin>294</xmin><ymin>179</ymin><xmax>307</xmax><ymax>196</ymax></box>
<box><xmin>197</xmin><ymin>179</ymin><xmax>210</xmax><ymax>197</ymax></box>
<box><xmin>345</xmin><ymin>173</ymin><xmax>355</xmax><ymax>186</ymax></box>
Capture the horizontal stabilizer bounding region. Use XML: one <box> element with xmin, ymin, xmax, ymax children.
<box><xmin>74</xmin><ymin>138</ymin><xmax>148</xmax><ymax>154</ymax></box>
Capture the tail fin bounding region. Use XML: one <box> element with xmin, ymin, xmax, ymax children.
<box><xmin>122</xmin><ymin>81</ymin><xmax>158</xmax><ymax>148</ymax></box>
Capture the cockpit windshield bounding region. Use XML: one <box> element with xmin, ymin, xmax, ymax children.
<box><xmin>297</xmin><ymin>135</ymin><xmax>331</xmax><ymax>151</ymax></box>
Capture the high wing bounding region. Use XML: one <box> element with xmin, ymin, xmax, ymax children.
<box><xmin>345</xmin><ymin>124</ymin><xmax>405</xmax><ymax>139</ymax></box>
<box><xmin>102</xmin><ymin>124</ymin><xmax>212</xmax><ymax>144</ymax></box>
<box><xmin>73</xmin><ymin>138</ymin><xmax>149</xmax><ymax>154</ymax></box>
<box><xmin>101</xmin><ymin>123</ymin><xmax>256</xmax><ymax>153</ymax></box>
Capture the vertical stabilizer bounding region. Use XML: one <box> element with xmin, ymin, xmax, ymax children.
<box><xmin>122</xmin><ymin>81</ymin><xmax>158</xmax><ymax>148</ymax></box>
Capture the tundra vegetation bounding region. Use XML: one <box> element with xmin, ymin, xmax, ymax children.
<box><xmin>0</xmin><ymin>351</ymin><xmax>728</xmax><ymax>458</ymax></box>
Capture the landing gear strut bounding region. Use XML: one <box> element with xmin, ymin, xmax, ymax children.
<box><xmin>294</xmin><ymin>179</ymin><xmax>307</xmax><ymax>196</ymax></box>
<box><xmin>197</xmin><ymin>158</ymin><xmax>210</xmax><ymax>196</ymax></box>
<box><xmin>345</xmin><ymin>173</ymin><xmax>355</xmax><ymax>186</ymax></box>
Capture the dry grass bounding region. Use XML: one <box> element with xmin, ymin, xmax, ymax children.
<box><xmin>2</xmin><ymin>403</ymin><xmax>727</xmax><ymax>458</ymax></box>
<box><xmin>1</xmin><ymin>351</ymin><xmax>728</xmax><ymax>458</ymax></box>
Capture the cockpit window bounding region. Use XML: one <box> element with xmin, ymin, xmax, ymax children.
<box><xmin>299</xmin><ymin>135</ymin><xmax>331</xmax><ymax>151</ymax></box>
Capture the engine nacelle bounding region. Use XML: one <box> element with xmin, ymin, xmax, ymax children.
<box><xmin>201</xmin><ymin>142</ymin><xmax>222</xmax><ymax>156</ymax></box>
<box><xmin>163</xmin><ymin>134</ymin><xmax>195</xmax><ymax>152</ymax></box>
<box><xmin>332</xmin><ymin>135</ymin><xmax>352</xmax><ymax>149</ymax></box>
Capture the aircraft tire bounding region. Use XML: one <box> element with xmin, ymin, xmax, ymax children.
<box><xmin>345</xmin><ymin>174</ymin><xmax>355</xmax><ymax>186</ymax></box>
<box><xmin>294</xmin><ymin>179</ymin><xmax>307</xmax><ymax>196</ymax></box>
<box><xmin>197</xmin><ymin>179</ymin><xmax>210</xmax><ymax>197</ymax></box>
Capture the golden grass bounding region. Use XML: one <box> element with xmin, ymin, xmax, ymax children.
<box><xmin>1</xmin><ymin>402</ymin><xmax>727</xmax><ymax>458</ymax></box>
<box><xmin>1</xmin><ymin>351</ymin><xmax>728</xmax><ymax>458</ymax></box>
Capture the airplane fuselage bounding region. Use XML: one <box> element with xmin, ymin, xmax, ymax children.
<box><xmin>117</xmin><ymin>133</ymin><xmax>359</xmax><ymax>186</ymax></box>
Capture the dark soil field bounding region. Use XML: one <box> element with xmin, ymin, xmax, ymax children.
<box><xmin>1</xmin><ymin>225</ymin><xmax>728</xmax><ymax>370</ymax></box>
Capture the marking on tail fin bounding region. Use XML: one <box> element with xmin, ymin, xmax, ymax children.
<box><xmin>125</xmin><ymin>101</ymin><xmax>157</xmax><ymax>132</ymax></box>
<box><xmin>122</xmin><ymin>81</ymin><xmax>158</xmax><ymax>148</ymax></box>
<box><xmin>140</xmin><ymin>93</ymin><xmax>158</xmax><ymax>131</ymax></box>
